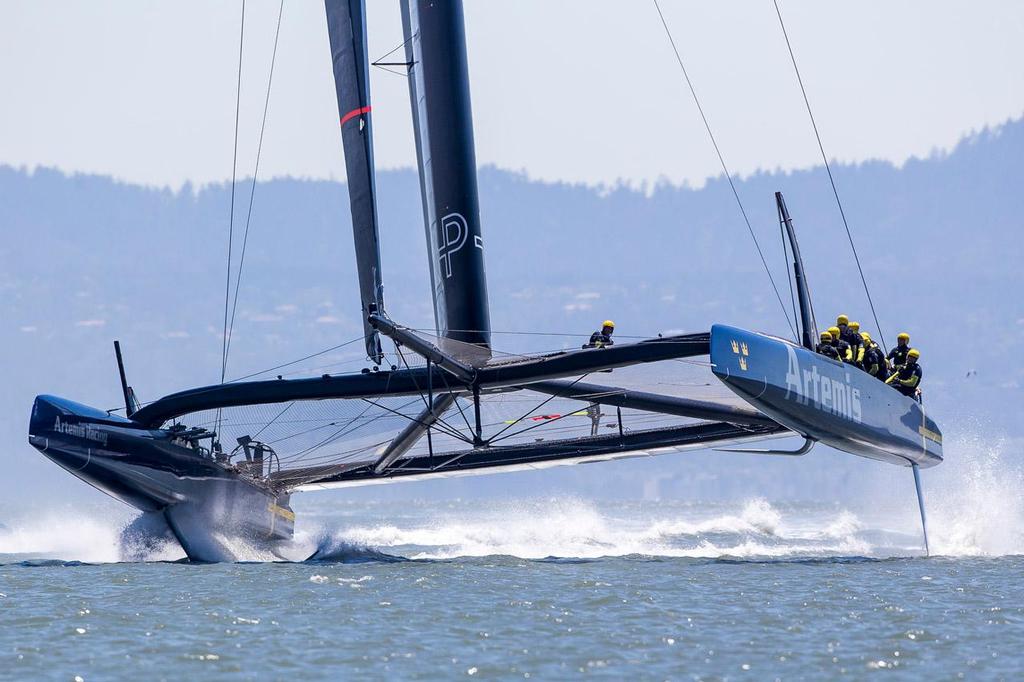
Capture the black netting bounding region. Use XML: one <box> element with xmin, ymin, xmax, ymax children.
<box><xmin>166</xmin><ymin>360</ymin><xmax>745</xmax><ymax>489</ymax></box>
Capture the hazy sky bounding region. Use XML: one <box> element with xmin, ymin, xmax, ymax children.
<box><xmin>1</xmin><ymin>1</ymin><xmax>1022</xmax><ymax>189</ymax></box>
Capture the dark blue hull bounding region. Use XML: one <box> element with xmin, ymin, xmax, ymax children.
<box><xmin>711</xmin><ymin>325</ymin><xmax>942</xmax><ymax>468</ymax></box>
<box><xmin>28</xmin><ymin>395</ymin><xmax>295</xmax><ymax>561</ymax></box>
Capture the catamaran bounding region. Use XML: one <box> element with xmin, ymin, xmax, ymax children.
<box><xmin>27</xmin><ymin>0</ymin><xmax>942</xmax><ymax>562</ymax></box>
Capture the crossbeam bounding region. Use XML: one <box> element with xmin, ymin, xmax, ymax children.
<box><xmin>132</xmin><ymin>331</ymin><xmax>712</xmax><ymax>427</ymax></box>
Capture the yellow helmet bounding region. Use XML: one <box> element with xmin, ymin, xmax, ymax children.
<box><xmin>860</xmin><ymin>331</ymin><xmax>871</xmax><ymax>341</ymax></box>
<box><xmin>897</xmin><ymin>332</ymin><xmax>910</xmax><ymax>342</ymax></box>
<box><xmin>849</xmin><ymin>321</ymin><xmax>860</xmax><ymax>331</ymax></box>
<box><xmin>908</xmin><ymin>348</ymin><xmax>920</xmax><ymax>359</ymax></box>
<box><xmin>820</xmin><ymin>331</ymin><xmax>833</xmax><ymax>341</ymax></box>
<box><xmin>837</xmin><ymin>314</ymin><xmax>849</xmax><ymax>326</ymax></box>
<box><xmin>828</xmin><ymin>326</ymin><xmax>841</xmax><ymax>338</ymax></box>
<box><xmin>602</xmin><ymin>320</ymin><xmax>615</xmax><ymax>329</ymax></box>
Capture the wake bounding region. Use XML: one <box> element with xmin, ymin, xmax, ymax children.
<box><xmin>926</xmin><ymin>430</ymin><xmax>1024</xmax><ymax>556</ymax></box>
<box><xmin>317</xmin><ymin>497</ymin><xmax>880</xmax><ymax>561</ymax></box>
<box><xmin>1</xmin><ymin>431</ymin><xmax>1020</xmax><ymax>563</ymax></box>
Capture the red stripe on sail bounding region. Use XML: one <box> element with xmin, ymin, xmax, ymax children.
<box><xmin>340</xmin><ymin>105</ymin><xmax>372</xmax><ymax>126</ymax></box>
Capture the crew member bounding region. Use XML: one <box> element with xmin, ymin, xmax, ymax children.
<box><xmin>584</xmin><ymin>320</ymin><xmax>615</xmax><ymax>349</ymax></box>
<box><xmin>886</xmin><ymin>348</ymin><xmax>922</xmax><ymax>399</ymax></box>
<box><xmin>828</xmin><ymin>326</ymin><xmax>852</xmax><ymax>363</ymax></box>
<box><xmin>836</xmin><ymin>315</ymin><xmax>852</xmax><ymax>344</ymax></box>
<box><xmin>887</xmin><ymin>332</ymin><xmax>911</xmax><ymax>368</ymax></box>
<box><xmin>816</xmin><ymin>331</ymin><xmax>841</xmax><ymax>360</ymax></box>
<box><xmin>846</xmin><ymin>321</ymin><xmax>863</xmax><ymax>367</ymax></box>
<box><xmin>583</xmin><ymin>320</ymin><xmax>615</xmax><ymax>434</ymax></box>
<box><xmin>860</xmin><ymin>332</ymin><xmax>887</xmax><ymax>380</ymax></box>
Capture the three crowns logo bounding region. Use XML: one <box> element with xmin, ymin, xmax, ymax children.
<box><xmin>730</xmin><ymin>339</ymin><xmax>750</xmax><ymax>369</ymax></box>
<box><xmin>730</xmin><ymin>340</ymin><xmax>750</xmax><ymax>355</ymax></box>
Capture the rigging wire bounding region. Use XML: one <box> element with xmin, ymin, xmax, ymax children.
<box><xmin>652</xmin><ymin>0</ymin><xmax>797</xmax><ymax>340</ymax></box>
<box><xmin>371</xmin><ymin>35</ymin><xmax>414</xmax><ymax>77</ymax></box>
<box><xmin>361</xmin><ymin>396</ymin><xmax>473</xmax><ymax>445</ymax></box>
<box><xmin>223</xmin><ymin>0</ymin><xmax>287</xmax><ymax>374</ymax></box>
<box><xmin>285</xmin><ymin>402</ymin><xmax>378</xmax><ymax>458</ymax></box>
<box><xmin>771</xmin><ymin>0</ymin><xmax>888</xmax><ymax>352</ymax></box>
<box><xmin>393</xmin><ymin>345</ymin><xmax>470</xmax><ymax>440</ymax></box>
<box><xmin>486</xmin><ymin>374</ymin><xmax>591</xmax><ymax>445</ymax></box>
<box><xmin>228</xmin><ymin>335</ymin><xmax>364</xmax><ymax>383</ymax></box>
<box><xmin>373</xmin><ymin>34</ymin><xmax>413</xmax><ymax>65</ymax></box>
<box><xmin>251</xmin><ymin>401</ymin><xmax>293</xmax><ymax>439</ymax></box>
<box><xmin>221</xmin><ymin>0</ymin><xmax>246</xmax><ymax>383</ymax></box>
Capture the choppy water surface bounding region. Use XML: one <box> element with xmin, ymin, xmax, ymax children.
<box><xmin>2</xmin><ymin>495</ymin><xmax>1024</xmax><ymax>679</ymax></box>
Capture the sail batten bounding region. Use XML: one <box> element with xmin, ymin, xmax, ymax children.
<box><xmin>324</xmin><ymin>0</ymin><xmax>385</xmax><ymax>364</ymax></box>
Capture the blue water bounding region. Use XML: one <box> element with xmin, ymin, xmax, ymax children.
<box><xmin>2</xmin><ymin>495</ymin><xmax>1023</xmax><ymax>679</ymax></box>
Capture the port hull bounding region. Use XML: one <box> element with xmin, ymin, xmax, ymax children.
<box><xmin>28</xmin><ymin>395</ymin><xmax>294</xmax><ymax>561</ymax></box>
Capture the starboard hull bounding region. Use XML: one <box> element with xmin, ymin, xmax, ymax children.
<box><xmin>710</xmin><ymin>325</ymin><xmax>942</xmax><ymax>468</ymax></box>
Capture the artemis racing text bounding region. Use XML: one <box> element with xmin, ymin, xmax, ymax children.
<box><xmin>784</xmin><ymin>346</ymin><xmax>862</xmax><ymax>424</ymax></box>
<box><xmin>53</xmin><ymin>416</ymin><xmax>109</xmax><ymax>445</ymax></box>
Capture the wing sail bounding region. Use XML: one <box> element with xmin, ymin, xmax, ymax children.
<box><xmin>401</xmin><ymin>0</ymin><xmax>490</xmax><ymax>347</ymax></box>
<box><xmin>324</xmin><ymin>0</ymin><xmax>385</xmax><ymax>363</ymax></box>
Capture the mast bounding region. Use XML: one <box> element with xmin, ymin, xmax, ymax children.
<box><xmin>400</xmin><ymin>0</ymin><xmax>491</xmax><ymax>348</ymax></box>
<box><xmin>113</xmin><ymin>340</ymin><xmax>137</xmax><ymax>417</ymax></box>
<box><xmin>776</xmin><ymin>191</ymin><xmax>817</xmax><ymax>350</ymax></box>
<box><xmin>324</xmin><ymin>0</ymin><xmax>385</xmax><ymax>364</ymax></box>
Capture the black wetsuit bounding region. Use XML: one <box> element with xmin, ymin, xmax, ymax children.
<box><xmin>888</xmin><ymin>344</ymin><xmax>910</xmax><ymax>368</ymax></box>
<box><xmin>886</xmin><ymin>361</ymin><xmax>922</xmax><ymax>398</ymax></box>
<box><xmin>816</xmin><ymin>342</ymin><xmax>841</xmax><ymax>360</ymax></box>
<box><xmin>840</xmin><ymin>327</ymin><xmax>862</xmax><ymax>366</ymax></box>
<box><xmin>584</xmin><ymin>331</ymin><xmax>614</xmax><ymax>349</ymax></box>
<box><xmin>862</xmin><ymin>344</ymin><xmax>887</xmax><ymax>380</ymax></box>
<box><xmin>834</xmin><ymin>338</ymin><xmax>852</xmax><ymax>364</ymax></box>
<box><xmin>583</xmin><ymin>330</ymin><xmax>613</xmax><ymax>433</ymax></box>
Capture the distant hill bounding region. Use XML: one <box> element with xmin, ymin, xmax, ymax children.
<box><xmin>2</xmin><ymin>117</ymin><xmax>1021</xmax><ymax>505</ymax></box>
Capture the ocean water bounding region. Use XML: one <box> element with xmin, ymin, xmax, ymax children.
<box><xmin>3</xmin><ymin>438</ymin><xmax>1024</xmax><ymax>679</ymax></box>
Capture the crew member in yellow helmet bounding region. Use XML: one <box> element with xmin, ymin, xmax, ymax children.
<box><xmin>816</xmin><ymin>331</ymin><xmax>841</xmax><ymax>360</ymax></box>
<box><xmin>828</xmin><ymin>325</ymin><xmax>852</xmax><ymax>363</ymax></box>
<box><xmin>860</xmin><ymin>331</ymin><xmax>887</xmax><ymax>380</ymax></box>
<box><xmin>888</xmin><ymin>332</ymin><xmax>911</xmax><ymax>368</ymax></box>
<box><xmin>886</xmin><ymin>348</ymin><xmax>922</xmax><ymax>399</ymax></box>
<box><xmin>583</xmin><ymin>320</ymin><xmax>615</xmax><ymax>434</ymax></box>
<box><xmin>584</xmin><ymin>320</ymin><xmax>615</xmax><ymax>349</ymax></box>
<box><xmin>845</xmin><ymin>321</ymin><xmax>863</xmax><ymax>367</ymax></box>
<box><xmin>835</xmin><ymin>315</ymin><xmax>860</xmax><ymax>362</ymax></box>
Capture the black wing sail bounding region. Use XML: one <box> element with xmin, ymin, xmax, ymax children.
<box><xmin>401</xmin><ymin>0</ymin><xmax>491</xmax><ymax>349</ymax></box>
<box><xmin>324</xmin><ymin>0</ymin><xmax>385</xmax><ymax>363</ymax></box>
